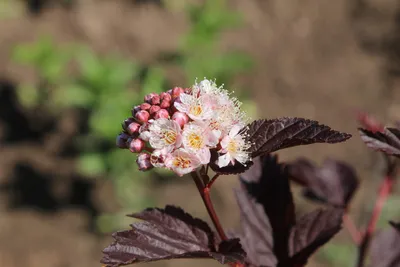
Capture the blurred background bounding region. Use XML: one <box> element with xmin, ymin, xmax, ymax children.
<box><xmin>0</xmin><ymin>0</ymin><xmax>399</xmax><ymax>266</ymax></box>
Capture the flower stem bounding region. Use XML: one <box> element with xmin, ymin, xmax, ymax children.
<box><xmin>343</xmin><ymin>213</ymin><xmax>361</xmax><ymax>244</ymax></box>
<box><xmin>191</xmin><ymin>172</ymin><xmax>227</xmax><ymax>241</ymax></box>
<box><xmin>355</xmin><ymin>158</ymin><xmax>396</xmax><ymax>267</ymax></box>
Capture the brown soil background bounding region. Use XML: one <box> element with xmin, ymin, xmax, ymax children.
<box><xmin>0</xmin><ymin>0</ymin><xmax>400</xmax><ymax>266</ymax></box>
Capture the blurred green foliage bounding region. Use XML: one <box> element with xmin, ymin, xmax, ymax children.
<box><xmin>317</xmin><ymin>242</ymin><xmax>357</xmax><ymax>267</ymax></box>
<box><xmin>11</xmin><ymin>0</ymin><xmax>255</xmax><ymax>232</ymax></box>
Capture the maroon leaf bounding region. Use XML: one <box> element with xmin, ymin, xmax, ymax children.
<box><xmin>288</xmin><ymin>158</ymin><xmax>359</xmax><ymax>207</ymax></box>
<box><xmin>234</xmin><ymin>186</ymin><xmax>277</xmax><ymax>267</ymax></box>
<box><xmin>289</xmin><ymin>208</ymin><xmax>343</xmax><ymax>266</ymax></box>
<box><xmin>390</xmin><ymin>221</ymin><xmax>400</xmax><ymax>232</ymax></box>
<box><xmin>246</xmin><ymin>118</ymin><xmax>352</xmax><ymax>157</ymax></box>
<box><xmin>370</xmin><ymin>225</ymin><xmax>400</xmax><ymax>267</ymax></box>
<box><xmin>240</xmin><ymin>155</ymin><xmax>295</xmax><ymax>265</ymax></box>
<box><xmin>101</xmin><ymin>206</ymin><xmax>245</xmax><ymax>266</ymax></box>
<box><xmin>359</xmin><ymin>127</ymin><xmax>400</xmax><ymax>157</ymax></box>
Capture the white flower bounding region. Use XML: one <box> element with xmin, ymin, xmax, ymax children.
<box><xmin>140</xmin><ymin>118</ymin><xmax>182</xmax><ymax>150</ymax></box>
<box><xmin>217</xmin><ymin>125</ymin><xmax>251</xmax><ymax>168</ymax></box>
<box><xmin>181</xmin><ymin>122</ymin><xmax>219</xmax><ymax>164</ymax></box>
<box><xmin>150</xmin><ymin>147</ymin><xmax>170</xmax><ymax>167</ymax></box>
<box><xmin>165</xmin><ymin>149</ymin><xmax>202</xmax><ymax>176</ymax></box>
<box><xmin>174</xmin><ymin>93</ymin><xmax>214</xmax><ymax>121</ymax></box>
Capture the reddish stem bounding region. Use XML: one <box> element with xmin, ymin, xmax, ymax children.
<box><xmin>191</xmin><ymin>172</ymin><xmax>227</xmax><ymax>241</ymax></box>
<box><xmin>206</xmin><ymin>174</ymin><xmax>220</xmax><ymax>189</ymax></box>
<box><xmin>356</xmin><ymin>175</ymin><xmax>395</xmax><ymax>267</ymax></box>
<box><xmin>343</xmin><ymin>213</ymin><xmax>361</xmax><ymax>244</ymax></box>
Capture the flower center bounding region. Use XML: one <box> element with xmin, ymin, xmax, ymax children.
<box><xmin>189</xmin><ymin>105</ymin><xmax>203</xmax><ymax>116</ymax></box>
<box><xmin>173</xmin><ymin>156</ymin><xmax>191</xmax><ymax>168</ymax></box>
<box><xmin>227</xmin><ymin>140</ymin><xmax>238</xmax><ymax>154</ymax></box>
<box><xmin>162</xmin><ymin>130</ymin><xmax>177</xmax><ymax>145</ymax></box>
<box><xmin>187</xmin><ymin>133</ymin><xmax>203</xmax><ymax>149</ymax></box>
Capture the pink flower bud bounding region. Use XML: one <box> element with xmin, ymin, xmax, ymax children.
<box><xmin>160</xmin><ymin>99</ymin><xmax>171</xmax><ymax>109</ymax></box>
<box><xmin>160</xmin><ymin>92</ymin><xmax>172</xmax><ymax>102</ymax></box>
<box><xmin>144</xmin><ymin>93</ymin><xmax>157</xmax><ymax>103</ymax></box>
<box><xmin>116</xmin><ymin>133</ymin><xmax>129</xmax><ymax>148</ymax></box>
<box><xmin>172</xmin><ymin>112</ymin><xmax>189</xmax><ymax>127</ymax></box>
<box><xmin>140</xmin><ymin>102</ymin><xmax>151</xmax><ymax>110</ymax></box>
<box><xmin>167</xmin><ymin>89</ymin><xmax>172</xmax><ymax>95</ymax></box>
<box><xmin>122</xmin><ymin>118</ymin><xmax>135</xmax><ymax>131</ymax></box>
<box><xmin>127</xmin><ymin>122</ymin><xmax>141</xmax><ymax>135</ymax></box>
<box><xmin>131</xmin><ymin>105</ymin><xmax>141</xmax><ymax>117</ymax></box>
<box><xmin>135</xmin><ymin>110</ymin><xmax>150</xmax><ymax>123</ymax></box>
<box><xmin>150</xmin><ymin>94</ymin><xmax>160</xmax><ymax>105</ymax></box>
<box><xmin>129</xmin><ymin>138</ymin><xmax>145</xmax><ymax>153</ymax></box>
<box><xmin>171</xmin><ymin>87</ymin><xmax>184</xmax><ymax>99</ymax></box>
<box><xmin>149</xmin><ymin>105</ymin><xmax>161</xmax><ymax>115</ymax></box>
<box><xmin>136</xmin><ymin>153</ymin><xmax>153</xmax><ymax>171</ymax></box>
<box><xmin>154</xmin><ymin>109</ymin><xmax>170</xmax><ymax>119</ymax></box>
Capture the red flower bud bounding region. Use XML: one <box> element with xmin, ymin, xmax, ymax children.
<box><xmin>160</xmin><ymin>92</ymin><xmax>172</xmax><ymax>102</ymax></box>
<box><xmin>154</xmin><ymin>109</ymin><xmax>170</xmax><ymax>119</ymax></box>
<box><xmin>171</xmin><ymin>87</ymin><xmax>184</xmax><ymax>99</ymax></box>
<box><xmin>116</xmin><ymin>133</ymin><xmax>130</xmax><ymax>148</ymax></box>
<box><xmin>140</xmin><ymin>102</ymin><xmax>151</xmax><ymax>110</ymax></box>
<box><xmin>129</xmin><ymin>138</ymin><xmax>145</xmax><ymax>153</ymax></box>
<box><xmin>131</xmin><ymin>105</ymin><xmax>141</xmax><ymax>117</ymax></box>
<box><xmin>149</xmin><ymin>105</ymin><xmax>161</xmax><ymax>115</ymax></box>
<box><xmin>122</xmin><ymin>118</ymin><xmax>135</xmax><ymax>131</ymax></box>
<box><xmin>172</xmin><ymin>112</ymin><xmax>189</xmax><ymax>127</ymax></box>
<box><xmin>135</xmin><ymin>110</ymin><xmax>150</xmax><ymax>123</ymax></box>
<box><xmin>160</xmin><ymin>99</ymin><xmax>171</xmax><ymax>109</ymax></box>
<box><xmin>144</xmin><ymin>93</ymin><xmax>157</xmax><ymax>103</ymax></box>
<box><xmin>150</xmin><ymin>95</ymin><xmax>160</xmax><ymax>105</ymax></box>
<box><xmin>136</xmin><ymin>153</ymin><xmax>153</xmax><ymax>171</ymax></box>
<box><xmin>127</xmin><ymin>122</ymin><xmax>141</xmax><ymax>135</ymax></box>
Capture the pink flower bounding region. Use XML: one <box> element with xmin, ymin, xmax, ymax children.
<box><xmin>217</xmin><ymin>125</ymin><xmax>251</xmax><ymax>168</ymax></box>
<box><xmin>174</xmin><ymin>93</ymin><xmax>213</xmax><ymax>121</ymax></box>
<box><xmin>165</xmin><ymin>149</ymin><xmax>202</xmax><ymax>176</ymax></box>
<box><xmin>181</xmin><ymin>122</ymin><xmax>219</xmax><ymax>164</ymax></box>
<box><xmin>150</xmin><ymin>148</ymin><xmax>170</xmax><ymax>167</ymax></box>
<box><xmin>142</xmin><ymin>118</ymin><xmax>182</xmax><ymax>151</ymax></box>
<box><xmin>137</xmin><ymin>153</ymin><xmax>153</xmax><ymax>171</ymax></box>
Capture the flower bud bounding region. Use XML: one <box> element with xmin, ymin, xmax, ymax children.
<box><xmin>172</xmin><ymin>112</ymin><xmax>189</xmax><ymax>127</ymax></box>
<box><xmin>160</xmin><ymin>92</ymin><xmax>172</xmax><ymax>102</ymax></box>
<box><xmin>160</xmin><ymin>99</ymin><xmax>171</xmax><ymax>109</ymax></box>
<box><xmin>136</xmin><ymin>153</ymin><xmax>153</xmax><ymax>171</ymax></box>
<box><xmin>135</xmin><ymin>110</ymin><xmax>150</xmax><ymax>123</ymax></box>
<box><xmin>154</xmin><ymin>109</ymin><xmax>170</xmax><ymax>119</ymax></box>
<box><xmin>149</xmin><ymin>105</ymin><xmax>161</xmax><ymax>115</ymax></box>
<box><xmin>140</xmin><ymin>102</ymin><xmax>151</xmax><ymax>110</ymax></box>
<box><xmin>131</xmin><ymin>105</ymin><xmax>141</xmax><ymax>117</ymax></box>
<box><xmin>150</xmin><ymin>94</ymin><xmax>160</xmax><ymax>105</ymax></box>
<box><xmin>116</xmin><ymin>133</ymin><xmax>130</xmax><ymax>148</ymax></box>
<box><xmin>122</xmin><ymin>118</ymin><xmax>135</xmax><ymax>131</ymax></box>
<box><xmin>127</xmin><ymin>122</ymin><xmax>141</xmax><ymax>135</ymax></box>
<box><xmin>129</xmin><ymin>138</ymin><xmax>145</xmax><ymax>153</ymax></box>
<box><xmin>144</xmin><ymin>93</ymin><xmax>157</xmax><ymax>103</ymax></box>
<box><xmin>171</xmin><ymin>87</ymin><xmax>184</xmax><ymax>99</ymax></box>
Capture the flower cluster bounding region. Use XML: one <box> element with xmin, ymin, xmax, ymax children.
<box><xmin>116</xmin><ymin>79</ymin><xmax>252</xmax><ymax>176</ymax></box>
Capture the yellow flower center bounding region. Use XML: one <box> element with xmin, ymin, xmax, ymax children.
<box><xmin>163</xmin><ymin>130</ymin><xmax>177</xmax><ymax>145</ymax></box>
<box><xmin>187</xmin><ymin>133</ymin><xmax>203</xmax><ymax>149</ymax></box>
<box><xmin>227</xmin><ymin>140</ymin><xmax>237</xmax><ymax>154</ymax></box>
<box><xmin>173</xmin><ymin>156</ymin><xmax>191</xmax><ymax>168</ymax></box>
<box><xmin>189</xmin><ymin>105</ymin><xmax>203</xmax><ymax>116</ymax></box>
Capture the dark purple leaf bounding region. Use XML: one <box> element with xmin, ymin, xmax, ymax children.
<box><xmin>101</xmin><ymin>206</ymin><xmax>245</xmax><ymax>266</ymax></box>
<box><xmin>240</xmin><ymin>155</ymin><xmax>295</xmax><ymax>265</ymax></box>
<box><xmin>390</xmin><ymin>221</ymin><xmax>400</xmax><ymax>232</ymax></box>
<box><xmin>370</xmin><ymin>225</ymin><xmax>400</xmax><ymax>267</ymax></box>
<box><xmin>246</xmin><ymin>118</ymin><xmax>352</xmax><ymax>157</ymax></box>
<box><xmin>359</xmin><ymin>127</ymin><xmax>400</xmax><ymax>157</ymax></box>
<box><xmin>234</xmin><ymin>186</ymin><xmax>277</xmax><ymax>267</ymax></box>
<box><xmin>289</xmin><ymin>208</ymin><xmax>343</xmax><ymax>266</ymax></box>
<box><xmin>288</xmin><ymin>158</ymin><xmax>359</xmax><ymax>207</ymax></box>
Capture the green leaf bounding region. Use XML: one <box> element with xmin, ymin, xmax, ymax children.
<box><xmin>52</xmin><ymin>84</ymin><xmax>94</xmax><ymax>108</ymax></box>
<box><xmin>77</xmin><ymin>153</ymin><xmax>106</xmax><ymax>177</ymax></box>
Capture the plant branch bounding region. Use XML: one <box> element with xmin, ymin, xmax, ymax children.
<box><xmin>355</xmin><ymin>158</ymin><xmax>396</xmax><ymax>267</ymax></box>
<box><xmin>343</xmin><ymin>213</ymin><xmax>361</xmax><ymax>244</ymax></box>
<box><xmin>191</xmin><ymin>172</ymin><xmax>227</xmax><ymax>241</ymax></box>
